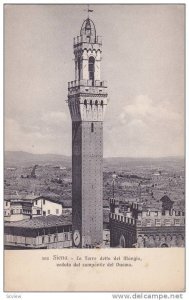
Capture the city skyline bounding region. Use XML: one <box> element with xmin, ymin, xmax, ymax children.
<box><xmin>5</xmin><ymin>4</ymin><xmax>184</xmax><ymax>158</ymax></box>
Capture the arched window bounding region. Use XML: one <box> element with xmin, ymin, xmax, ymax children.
<box><xmin>84</xmin><ymin>99</ymin><xmax>87</xmax><ymax>107</ymax></box>
<box><xmin>90</xmin><ymin>100</ymin><xmax>92</xmax><ymax>106</ymax></box>
<box><xmin>89</xmin><ymin>56</ymin><xmax>95</xmax><ymax>86</ymax></box>
<box><xmin>101</xmin><ymin>100</ymin><xmax>103</xmax><ymax>106</ymax></box>
<box><xmin>95</xmin><ymin>100</ymin><xmax>98</xmax><ymax>106</ymax></box>
<box><xmin>119</xmin><ymin>235</ymin><xmax>126</xmax><ymax>248</ymax></box>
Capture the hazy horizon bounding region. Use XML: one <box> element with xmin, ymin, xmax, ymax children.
<box><xmin>5</xmin><ymin>149</ymin><xmax>184</xmax><ymax>160</ymax></box>
<box><xmin>5</xmin><ymin>4</ymin><xmax>185</xmax><ymax>157</ymax></box>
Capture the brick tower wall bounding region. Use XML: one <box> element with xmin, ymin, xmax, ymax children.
<box><xmin>72</xmin><ymin>121</ymin><xmax>103</xmax><ymax>247</ymax></box>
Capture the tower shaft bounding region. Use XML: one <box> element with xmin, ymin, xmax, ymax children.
<box><xmin>72</xmin><ymin>121</ymin><xmax>103</xmax><ymax>246</ymax></box>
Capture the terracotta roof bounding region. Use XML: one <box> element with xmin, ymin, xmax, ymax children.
<box><xmin>5</xmin><ymin>208</ymin><xmax>109</xmax><ymax>229</ymax></box>
<box><xmin>5</xmin><ymin>194</ymin><xmax>63</xmax><ymax>205</ymax></box>
<box><xmin>30</xmin><ymin>195</ymin><xmax>63</xmax><ymax>205</ymax></box>
<box><xmin>5</xmin><ymin>214</ymin><xmax>71</xmax><ymax>229</ymax></box>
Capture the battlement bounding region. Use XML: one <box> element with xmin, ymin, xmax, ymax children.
<box><xmin>109</xmin><ymin>212</ymin><xmax>136</xmax><ymax>226</ymax></box>
<box><xmin>109</xmin><ymin>198</ymin><xmax>119</xmax><ymax>206</ymax></box>
<box><xmin>131</xmin><ymin>202</ymin><xmax>143</xmax><ymax>211</ymax></box>
<box><xmin>110</xmin><ymin>199</ymin><xmax>142</xmax><ymax>213</ymax></box>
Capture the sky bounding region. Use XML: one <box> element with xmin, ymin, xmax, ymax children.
<box><xmin>4</xmin><ymin>4</ymin><xmax>185</xmax><ymax>157</ymax></box>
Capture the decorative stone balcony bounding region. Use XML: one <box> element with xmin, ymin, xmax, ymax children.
<box><xmin>67</xmin><ymin>80</ymin><xmax>108</xmax><ymax>99</ymax></box>
<box><xmin>68</xmin><ymin>79</ymin><xmax>107</xmax><ymax>89</ymax></box>
<box><xmin>74</xmin><ymin>35</ymin><xmax>102</xmax><ymax>46</ymax></box>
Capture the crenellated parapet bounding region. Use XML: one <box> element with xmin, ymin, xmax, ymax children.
<box><xmin>109</xmin><ymin>212</ymin><xmax>136</xmax><ymax>226</ymax></box>
<box><xmin>109</xmin><ymin>198</ymin><xmax>119</xmax><ymax>206</ymax></box>
<box><xmin>68</xmin><ymin>95</ymin><xmax>108</xmax><ymax>122</ymax></box>
<box><xmin>131</xmin><ymin>202</ymin><xmax>143</xmax><ymax>211</ymax></box>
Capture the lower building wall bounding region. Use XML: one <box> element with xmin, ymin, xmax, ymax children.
<box><xmin>136</xmin><ymin>226</ymin><xmax>185</xmax><ymax>248</ymax></box>
<box><xmin>109</xmin><ymin>217</ymin><xmax>185</xmax><ymax>248</ymax></box>
<box><xmin>109</xmin><ymin>219</ymin><xmax>136</xmax><ymax>248</ymax></box>
<box><xmin>4</xmin><ymin>232</ymin><xmax>72</xmax><ymax>249</ymax></box>
<box><xmin>47</xmin><ymin>241</ymin><xmax>72</xmax><ymax>249</ymax></box>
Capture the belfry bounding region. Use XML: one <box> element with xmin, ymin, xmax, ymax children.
<box><xmin>67</xmin><ymin>16</ymin><xmax>108</xmax><ymax>247</ymax></box>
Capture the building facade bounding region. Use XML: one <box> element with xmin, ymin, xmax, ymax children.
<box><xmin>4</xmin><ymin>215</ymin><xmax>72</xmax><ymax>249</ymax></box>
<box><xmin>4</xmin><ymin>200</ymin><xmax>11</xmax><ymax>219</ymax></box>
<box><xmin>4</xmin><ymin>200</ymin><xmax>32</xmax><ymax>222</ymax></box>
<box><xmin>109</xmin><ymin>198</ymin><xmax>185</xmax><ymax>248</ymax></box>
<box><xmin>67</xmin><ymin>18</ymin><xmax>108</xmax><ymax>247</ymax></box>
<box><xmin>32</xmin><ymin>196</ymin><xmax>63</xmax><ymax>217</ymax></box>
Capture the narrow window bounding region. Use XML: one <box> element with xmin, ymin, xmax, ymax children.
<box><xmin>84</xmin><ymin>99</ymin><xmax>87</xmax><ymax>107</ymax></box>
<box><xmin>89</xmin><ymin>56</ymin><xmax>95</xmax><ymax>86</ymax></box>
<box><xmin>85</xmin><ymin>20</ymin><xmax>91</xmax><ymax>37</ymax></box>
<box><xmin>91</xmin><ymin>122</ymin><xmax>94</xmax><ymax>132</ymax></box>
<box><xmin>78</xmin><ymin>57</ymin><xmax>81</xmax><ymax>81</ymax></box>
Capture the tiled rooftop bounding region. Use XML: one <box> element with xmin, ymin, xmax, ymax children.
<box><xmin>5</xmin><ymin>214</ymin><xmax>71</xmax><ymax>229</ymax></box>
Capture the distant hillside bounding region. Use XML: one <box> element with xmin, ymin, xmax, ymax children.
<box><xmin>5</xmin><ymin>151</ymin><xmax>184</xmax><ymax>167</ymax></box>
<box><xmin>5</xmin><ymin>151</ymin><xmax>71</xmax><ymax>164</ymax></box>
<box><xmin>103</xmin><ymin>156</ymin><xmax>184</xmax><ymax>169</ymax></box>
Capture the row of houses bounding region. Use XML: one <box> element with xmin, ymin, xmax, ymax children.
<box><xmin>4</xmin><ymin>195</ymin><xmax>110</xmax><ymax>249</ymax></box>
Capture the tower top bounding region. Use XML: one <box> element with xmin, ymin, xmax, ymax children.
<box><xmin>80</xmin><ymin>18</ymin><xmax>96</xmax><ymax>39</ymax></box>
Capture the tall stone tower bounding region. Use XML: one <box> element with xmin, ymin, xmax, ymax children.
<box><xmin>67</xmin><ymin>17</ymin><xmax>108</xmax><ymax>248</ymax></box>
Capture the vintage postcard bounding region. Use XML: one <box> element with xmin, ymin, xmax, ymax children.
<box><xmin>4</xmin><ymin>4</ymin><xmax>185</xmax><ymax>292</ymax></box>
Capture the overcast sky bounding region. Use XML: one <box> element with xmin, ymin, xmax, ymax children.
<box><xmin>5</xmin><ymin>4</ymin><xmax>184</xmax><ymax>157</ymax></box>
